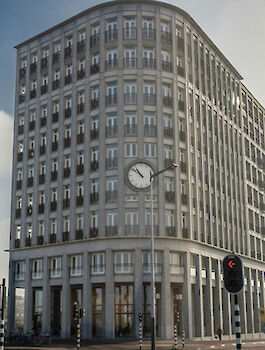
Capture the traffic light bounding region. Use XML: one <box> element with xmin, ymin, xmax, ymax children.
<box><xmin>138</xmin><ymin>312</ymin><xmax>142</xmax><ymax>322</ymax></box>
<box><xmin>222</xmin><ymin>254</ymin><xmax>243</xmax><ymax>294</ymax></box>
<box><xmin>73</xmin><ymin>301</ymin><xmax>79</xmax><ymax>320</ymax></box>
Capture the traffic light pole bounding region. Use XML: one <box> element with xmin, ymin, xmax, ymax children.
<box><xmin>234</xmin><ymin>294</ymin><xmax>242</xmax><ymax>349</ymax></box>
<box><xmin>0</xmin><ymin>279</ymin><xmax>5</xmax><ymax>350</ymax></box>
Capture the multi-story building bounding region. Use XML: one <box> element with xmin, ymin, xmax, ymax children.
<box><xmin>8</xmin><ymin>0</ymin><xmax>265</xmax><ymax>340</ymax></box>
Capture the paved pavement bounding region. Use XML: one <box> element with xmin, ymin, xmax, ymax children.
<box><xmin>5</xmin><ymin>339</ymin><xmax>265</xmax><ymax>350</ymax></box>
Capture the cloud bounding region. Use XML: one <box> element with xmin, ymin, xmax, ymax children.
<box><xmin>0</xmin><ymin>110</ymin><xmax>13</xmax><ymax>175</ymax></box>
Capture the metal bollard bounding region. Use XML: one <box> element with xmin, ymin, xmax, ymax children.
<box><xmin>0</xmin><ymin>320</ymin><xmax>4</xmax><ymax>350</ymax></box>
<box><xmin>174</xmin><ymin>324</ymin><xmax>178</xmax><ymax>349</ymax></box>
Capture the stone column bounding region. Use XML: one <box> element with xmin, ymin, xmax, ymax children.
<box><xmin>160</xmin><ymin>248</ymin><xmax>171</xmax><ymax>339</ymax></box>
<box><xmin>195</xmin><ymin>254</ymin><xmax>203</xmax><ymax>338</ymax></box>
<box><xmin>222</xmin><ymin>288</ymin><xmax>232</xmax><ymax>336</ymax></box>
<box><xmin>105</xmin><ymin>249</ymin><xmax>114</xmax><ymax>338</ymax></box>
<box><xmin>24</xmin><ymin>258</ymin><xmax>32</xmax><ymax>332</ymax></box>
<box><xmin>253</xmin><ymin>269</ymin><xmax>260</xmax><ymax>334</ymax></box>
<box><xmin>134</xmin><ymin>247</ymin><xmax>143</xmax><ymax>338</ymax></box>
<box><xmin>82</xmin><ymin>252</ymin><xmax>90</xmax><ymax>338</ymax></box>
<box><xmin>204</xmin><ymin>258</ymin><xmax>214</xmax><ymax>337</ymax></box>
<box><xmin>183</xmin><ymin>252</ymin><xmax>192</xmax><ymax>338</ymax></box>
<box><xmin>61</xmin><ymin>253</ymin><xmax>71</xmax><ymax>337</ymax></box>
<box><xmin>238</xmin><ymin>283</ymin><xmax>247</xmax><ymax>336</ymax></box>
<box><xmin>213</xmin><ymin>260</ymin><xmax>222</xmax><ymax>333</ymax></box>
<box><xmin>7</xmin><ymin>262</ymin><xmax>15</xmax><ymax>333</ymax></box>
<box><xmin>42</xmin><ymin>256</ymin><xmax>50</xmax><ymax>333</ymax></box>
<box><xmin>246</xmin><ymin>268</ymin><xmax>254</xmax><ymax>334</ymax></box>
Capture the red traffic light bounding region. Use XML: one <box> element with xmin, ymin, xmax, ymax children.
<box><xmin>228</xmin><ymin>259</ymin><xmax>236</xmax><ymax>269</ymax></box>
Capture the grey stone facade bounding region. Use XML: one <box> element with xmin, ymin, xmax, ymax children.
<box><xmin>8</xmin><ymin>0</ymin><xmax>265</xmax><ymax>340</ymax></box>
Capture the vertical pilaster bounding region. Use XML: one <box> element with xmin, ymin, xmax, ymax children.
<box><xmin>183</xmin><ymin>252</ymin><xmax>192</xmax><ymax>338</ymax></box>
<box><xmin>161</xmin><ymin>248</ymin><xmax>171</xmax><ymax>339</ymax></box>
<box><xmin>204</xmin><ymin>258</ymin><xmax>214</xmax><ymax>337</ymax></box>
<box><xmin>195</xmin><ymin>255</ymin><xmax>203</xmax><ymax>338</ymax></box>
<box><xmin>24</xmin><ymin>258</ymin><xmax>32</xmax><ymax>332</ymax></box>
<box><xmin>42</xmin><ymin>256</ymin><xmax>50</xmax><ymax>333</ymax></box>
<box><xmin>105</xmin><ymin>249</ymin><xmax>114</xmax><ymax>338</ymax></box>
<box><xmin>82</xmin><ymin>252</ymin><xmax>90</xmax><ymax>338</ymax></box>
<box><xmin>61</xmin><ymin>253</ymin><xmax>71</xmax><ymax>338</ymax></box>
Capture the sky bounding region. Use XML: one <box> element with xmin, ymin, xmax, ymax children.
<box><xmin>0</xmin><ymin>0</ymin><xmax>265</xmax><ymax>280</ymax></box>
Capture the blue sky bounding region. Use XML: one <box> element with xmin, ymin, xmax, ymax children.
<box><xmin>0</xmin><ymin>0</ymin><xmax>265</xmax><ymax>278</ymax></box>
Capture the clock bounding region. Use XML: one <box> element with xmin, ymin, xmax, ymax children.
<box><xmin>127</xmin><ymin>162</ymin><xmax>154</xmax><ymax>190</ymax></box>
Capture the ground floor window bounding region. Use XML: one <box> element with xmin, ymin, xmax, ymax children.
<box><xmin>51</xmin><ymin>287</ymin><xmax>62</xmax><ymax>335</ymax></box>
<box><xmin>115</xmin><ymin>284</ymin><xmax>134</xmax><ymax>337</ymax></box>
<box><xmin>172</xmin><ymin>284</ymin><xmax>183</xmax><ymax>335</ymax></box>
<box><xmin>14</xmin><ymin>288</ymin><xmax>25</xmax><ymax>330</ymax></box>
<box><xmin>92</xmin><ymin>286</ymin><xmax>104</xmax><ymax>337</ymax></box>
<box><xmin>143</xmin><ymin>283</ymin><xmax>161</xmax><ymax>337</ymax></box>
<box><xmin>32</xmin><ymin>288</ymin><xmax>43</xmax><ymax>333</ymax></box>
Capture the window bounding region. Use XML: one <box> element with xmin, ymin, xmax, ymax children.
<box><xmin>125</xmin><ymin>112</ymin><xmax>137</xmax><ymax>135</ymax></box>
<box><xmin>144</xmin><ymin>112</ymin><xmax>156</xmax><ymax>136</ymax></box>
<box><xmin>125</xmin><ymin>143</ymin><xmax>137</xmax><ymax>157</ymax></box>
<box><xmin>144</xmin><ymin>143</ymin><xmax>156</xmax><ymax>157</ymax></box>
<box><xmin>32</xmin><ymin>259</ymin><xmax>43</xmax><ymax>279</ymax></box>
<box><xmin>50</xmin><ymin>257</ymin><xmax>62</xmax><ymax>278</ymax></box>
<box><xmin>114</xmin><ymin>252</ymin><xmax>133</xmax><ymax>273</ymax></box>
<box><xmin>91</xmin><ymin>210</ymin><xmax>99</xmax><ymax>228</ymax></box>
<box><xmin>142</xmin><ymin>251</ymin><xmax>161</xmax><ymax>273</ymax></box>
<box><xmin>124</xmin><ymin>81</ymin><xmax>137</xmax><ymax>103</ymax></box>
<box><xmin>51</xmin><ymin>218</ymin><xmax>57</xmax><ymax>234</ymax></box>
<box><xmin>76</xmin><ymin>214</ymin><xmax>84</xmax><ymax>230</ymax></box>
<box><xmin>170</xmin><ymin>252</ymin><xmax>184</xmax><ymax>274</ymax></box>
<box><xmin>124</xmin><ymin>48</ymin><xmax>136</xmax><ymax>68</ymax></box>
<box><xmin>106</xmin><ymin>113</ymin><xmax>117</xmax><ymax>137</ymax></box>
<box><xmin>15</xmin><ymin>225</ymin><xmax>21</xmax><ymax>240</ymax></box>
<box><xmin>15</xmin><ymin>261</ymin><xmax>26</xmax><ymax>281</ymax></box>
<box><xmin>106</xmin><ymin>210</ymin><xmax>118</xmax><ymax>226</ymax></box>
<box><xmin>91</xmin><ymin>253</ymin><xmax>105</xmax><ymax>275</ymax></box>
<box><xmin>63</xmin><ymin>216</ymin><xmax>70</xmax><ymax>232</ymax></box>
<box><xmin>38</xmin><ymin>221</ymin><xmax>44</xmax><ymax>236</ymax></box>
<box><xmin>165</xmin><ymin>210</ymin><xmax>174</xmax><ymax>226</ymax></box>
<box><xmin>70</xmin><ymin>255</ymin><xmax>82</xmax><ymax>276</ymax></box>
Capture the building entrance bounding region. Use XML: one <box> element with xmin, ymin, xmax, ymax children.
<box><xmin>51</xmin><ymin>287</ymin><xmax>62</xmax><ymax>335</ymax></box>
<box><xmin>115</xmin><ymin>284</ymin><xmax>134</xmax><ymax>337</ymax></box>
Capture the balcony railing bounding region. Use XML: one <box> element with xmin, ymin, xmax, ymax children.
<box><xmin>142</xmin><ymin>58</ymin><xmax>156</xmax><ymax>69</ymax></box>
<box><xmin>30</xmin><ymin>89</ymin><xmax>36</xmax><ymax>99</ymax></box>
<box><xmin>161</xmin><ymin>31</ymin><xmax>172</xmax><ymax>44</ymax></box>
<box><xmin>17</xmin><ymin>152</ymin><xmax>23</xmax><ymax>162</ymax></box>
<box><xmin>77</xmin><ymin>102</ymin><xmax>85</xmax><ymax>114</ymax></box>
<box><xmin>32</xmin><ymin>270</ymin><xmax>43</xmax><ymax>280</ymax></box>
<box><xmin>51</xmin><ymin>171</ymin><xmax>58</xmax><ymax>182</ymax></box>
<box><xmin>51</xmin><ymin>141</ymin><xmax>58</xmax><ymax>152</ymax></box>
<box><xmin>166</xmin><ymin>226</ymin><xmax>176</xmax><ymax>237</ymax></box>
<box><xmin>50</xmin><ymin>201</ymin><xmax>57</xmax><ymax>211</ymax></box>
<box><xmin>90</xmin><ymin>33</ymin><xmax>100</xmax><ymax>49</ymax></box>
<box><xmin>162</xmin><ymin>96</ymin><xmax>173</xmax><ymax>107</ymax></box>
<box><xmin>143</xmin><ymin>263</ymin><xmax>162</xmax><ymax>274</ymax></box>
<box><xmin>90</xmin><ymin>63</ymin><xmax>100</xmax><ymax>75</ymax></box>
<box><xmin>64</xmin><ymin>75</ymin><xmax>72</xmax><ymax>85</ymax></box>
<box><xmin>124</xmin><ymin>93</ymin><xmax>137</xmax><ymax>104</ymax></box>
<box><xmin>90</xmin><ymin>227</ymin><xmax>98</xmax><ymax>238</ymax></box>
<box><xmin>105</xmin><ymin>226</ymin><xmax>118</xmax><ymax>237</ymax></box>
<box><xmin>77</xmin><ymin>40</ymin><xmax>85</xmax><ymax>53</ymax></box>
<box><xmin>106</xmin><ymin>157</ymin><xmax>118</xmax><ymax>169</ymax></box>
<box><xmin>144</xmin><ymin>125</ymin><xmax>157</xmax><ymax>137</ymax></box>
<box><xmin>16</xmin><ymin>208</ymin><xmax>21</xmax><ymax>218</ymax></box>
<box><xmin>123</xmin><ymin>27</ymin><xmax>137</xmax><ymax>40</ymax></box>
<box><xmin>16</xmin><ymin>180</ymin><xmax>22</xmax><ymax>190</ymax></box>
<box><xmin>64</xmin><ymin>46</ymin><xmax>72</xmax><ymax>58</ymax></box>
<box><xmin>76</xmin><ymin>229</ymin><xmax>83</xmax><ymax>240</ymax></box>
<box><xmin>18</xmin><ymin>125</ymin><xmax>24</xmax><ymax>135</ymax></box>
<box><xmin>19</xmin><ymin>95</ymin><xmax>25</xmax><ymax>103</ymax></box>
<box><xmin>64</xmin><ymin>137</ymin><xmax>71</xmax><ymax>148</ymax></box>
<box><xmin>25</xmin><ymin>237</ymin><xmax>32</xmax><ymax>247</ymax></box>
<box><xmin>65</xmin><ymin>107</ymin><xmax>72</xmax><ymax>119</ymax></box>
<box><xmin>37</xmin><ymin>235</ymin><xmax>44</xmax><ymax>245</ymax></box>
<box><xmin>76</xmin><ymin>195</ymin><xmax>84</xmax><ymax>207</ymax></box>
<box><xmin>142</xmin><ymin>28</ymin><xmax>156</xmax><ymax>41</ymax></box>
<box><xmin>123</xmin><ymin>58</ymin><xmax>137</xmax><ymax>69</ymax></box>
<box><xmin>105</xmin><ymin>59</ymin><xmax>118</xmax><ymax>71</ymax></box>
<box><xmin>145</xmin><ymin>225</ymin><xmax>159</xmax><ymax>236</ymax></box>
<box><xmin>69</xmin><ymin>267</ymin><xmax>82</xmax><ymax>277</ymax></box>
<box><xmin>77</xmin><ymin>132</ymin><xmax>84</xmax><ymax>144</ymax></box>
<box><xmin>53</xmin><ymin>79</ymin><xmax>60</xmax><ymax>90</ymax></box>
<box><xmin>124</xmin><ymin>124</ymin><xmax>137</xmax><ymax>136</ymax></box>
<box><xmin>40</xmin><ymin>116</ymin><xmax>47</xmax><ymax>127</ymax></box>
<box><xmin>63</xmin><ymin>167</ymin><xmax>71</xmax><ymax>178</ymax></box>
<box><xmin>105</xmin><ymin>29</ymin><xmax>118</xmax><ymax>43</ymax></box>
<box><xmin>49</xmin><ymin>233</ymin><xmax>56</xmax><ymax>243</ymax></box>
<box><xmin>143</xmin><ymin>93</ymin><xmax>156</xmax><ymax>105</ymax></box>
<box><xmin>77</xmin><ymin>69</ymin><xmax>85</xmax><ymax>80</ymax></box>
<box><xmin>91</xmin><ymin>98</ymin><xmax>99</xmax><ymax>110</ymax></box>
<box><xmin>63</xmin><ymin>231</ymin><xmax>70</xmax><ymax>242</ymax></box>
<box><xmin>90</xmin><ymin>160</ymin><xmax>99</xmax><ymax>172</ymax></box>
<box><xmin>106</xmin><ymin>125</ymin><xmax>118</xmax><ymax>138</ymax></box>
<box><xmin>30</xmin><ymin>62</ymin><xmax>37</xmax><ymax>74</ymax></box>
<box><xmin>39</xmin><ymin>145</ymin><xmax>46</xmax><ymax>155</ymax></box>
<box><xmin>114</xmin><ymin>263</ymin><xmax>134</xmax><ymax>274</ymax></box>
<box><xmin>53</xmin><ymin>52</ymin><xmax>60</xmax><ymax>64</ymax></box>
<box><xmin>125</xmin><ymin>225</ymin><xmax>138</xmax><ymax>236</ymax></box>
<box><xmin>14</xmin><ymin>239</ymin><xmax>20</xmax><ymax>249</ymax></box>
<box><xmin>91</xmin><ymin>264</ymin><xmax>105</xmax><ymax>275</ymax></box>
<box><xmin>19</xmin><ymin>67</ymin><xmax>26</xmax><ymax>79</ymax></box>
<box><xmin>106</xmin><ymin>190</ymin><xmax>118</xmax><ymax>203</ymax></box>
<box><xmin>165</xmin><ymin>191</ymin><xmax>175</xmax><ymax>203</ymax></box>
<box><xmin>52</xmin><ymin>112</ymin><xmax>59</xmax><ymax>123</ymax></box>
<box><xmin>41</xmin><ymin>57</ymin><xmax>48</xmax><ymax>69</ymax></box>
<box><xmin>106</xmin><ymin>94</ymin><xmax>118</xmax><ymax>106</ymax></box>
<box><xmin>76</xmin><ymin>163</ymin><xmax>84</xmax><ymax>175</ymax></box>
<box><xmin>164</xmin><ymin>158</ymin><xmax>174</xmax><ymax>168</ymax></box>
<box><xmin>164</xmin><ymin>127</ymin><xmax>173</xmax><ymax>138</ymax></box>
<box><xmin>91</xmin><ymin>128</ymin><xmax>99</xmax><ymax>140</ymax></box>
<box><xmin>50</xmin><ymin>268</ymin><xmax>62</xmax><ymax>278</ymax></box>
<box><xmin>161</xmin><ymin>61</ymin><xmax>172</xmax><ymax>72</ymax></box>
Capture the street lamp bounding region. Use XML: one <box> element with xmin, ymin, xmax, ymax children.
<box><xmin>149</xmin><ymin>162</ymin><xmax>178</xmax><ymax>350</ymax></box>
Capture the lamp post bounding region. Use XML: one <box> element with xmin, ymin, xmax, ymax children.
<box><xmin>149</xmin><ymin>162</ymin><xmax>178</xmax><ymax>350</ymax></box>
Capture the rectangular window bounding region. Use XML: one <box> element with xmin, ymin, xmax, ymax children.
<box><xmin>114</xmin><ymin>252</ymin><xmax>133</xmax><ymax>273</ymax></box>
<box><xmin>32</xmin><ymin>259</ymin><xmax>43</xmax><ymax>279</ymax></box>
<box><xmin>144</xmin><ymin>143</ymin><xmax>157</xmax><ymax>157</ymax></box>
<box><xmin>91</xmin><ymin>253</ymin><xmax>105</xmax><ymax>275</ymax></box>
<box><xmin>125</xmin><ymin>143</ymin><xmax>137</xmax><ymax>157</ymax></box>
<box><xmin>50</xmin><ymin>257</ymin><xmax>62</xmax><ymax>278</ymax></box>
<box><xmin>70</xmin><ymin>255</ymin><xmax>82</xmax><ymax>276</ymax></box>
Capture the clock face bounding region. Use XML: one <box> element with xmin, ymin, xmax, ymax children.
<box><xmin>127</xmin><ymin>162</ymin><xmax>153</xmax><ymax>190</ymax></box>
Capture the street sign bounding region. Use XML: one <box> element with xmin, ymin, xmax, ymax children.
<box><xmin>222</xmin><ymin>254</ymin><xmax>244</xmax><ymax>294</ymax></box>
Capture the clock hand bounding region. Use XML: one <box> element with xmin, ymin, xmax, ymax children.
<box><xmin>132</xmin><ymin>167</ymin><xmax>144</xmax><ymax>178</ymax></box>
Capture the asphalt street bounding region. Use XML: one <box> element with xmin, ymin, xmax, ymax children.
<box><xmin>6</xmin><ymin>339</ymin><xmax>265</xmax><ymax>350</ymax></box>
